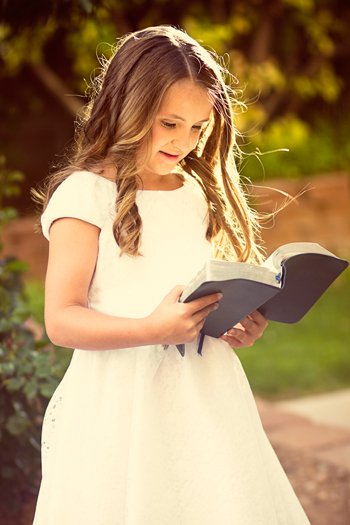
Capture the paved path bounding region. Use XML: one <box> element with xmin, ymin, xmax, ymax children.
<box><xmin>256</xmin><ymin>392</ymin><xmax>350</xmax><ymax>524</ymax></box>
<box><xmin>275</xmin><ymin>389</ymin><xmax>350</xmax><ymax>431</ymax></box>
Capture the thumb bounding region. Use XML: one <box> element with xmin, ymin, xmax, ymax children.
<box><xmin>166</xmin><ymin>284</ymin><xmax>186</xmax><ymax>302</ymax></box>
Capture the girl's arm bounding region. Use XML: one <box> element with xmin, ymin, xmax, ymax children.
<box><xmin>44</xmin><ymin>217</ymin><xmax>221</xmax><ymax>351</ymax></box>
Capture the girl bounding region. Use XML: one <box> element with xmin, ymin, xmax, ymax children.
<box><xmin>32</xmin><ymin>25</ymin><xmax>310</xmax><ymax>524</ymax></box>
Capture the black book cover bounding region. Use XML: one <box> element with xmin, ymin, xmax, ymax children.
<box><xmin>182</xmin><ymin>249</ymin><xmax>348</xmax><ymax>338</ymax></box>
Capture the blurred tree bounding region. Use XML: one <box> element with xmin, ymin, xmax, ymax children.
<box><xmin>1</xmin><ymin>0</ymin><xmax>348</xmax><ymax>121</ymax></box>
<box><xmin>184</xmin><ymin>0</ymin><xmax>348</xmax><ymax>129</ymax></box>
<box><xmin>0</xmin><ymin>0</ymin><xmax>349</xmax><ymax>195</ymax></box>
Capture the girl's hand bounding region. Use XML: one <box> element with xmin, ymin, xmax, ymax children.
<box><xmin>146</xmin><ymin>285</ymin><xmax>223</xmax><ymax>346</ymax></box>
<box><xmin>219</xmin><ymin>310</ymin><xmax>268</xmax><ymax>348</ymax></box>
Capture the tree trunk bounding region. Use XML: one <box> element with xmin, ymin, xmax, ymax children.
<box><xmin>30</xmin><ymin>62</ymin><xmax>83</xmax><ymax>118</ymax></box>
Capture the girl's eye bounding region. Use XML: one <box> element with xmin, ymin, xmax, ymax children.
<box><xmin>160</xmin><ymin>121</ymin><xmax>203</xmax><ymax>131</ymax></box>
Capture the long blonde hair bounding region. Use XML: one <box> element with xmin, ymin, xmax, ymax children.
<box><xmin>32</xmin><ymin>25</ymin><xmax>264</xmax><ymax>262</ymax></box>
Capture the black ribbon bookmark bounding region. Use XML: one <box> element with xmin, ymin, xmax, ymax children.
<box><xmin>197</xmin><ymin>332</ymin><xmax>205</xmax><ymax>355</ymax></box>
<box><xmin>175</xmin><ymin>344</ymin><xmax>185</xmax><ymax>356</ymax></box>
<box><xmin>163</xmin><ymin>333</ymin><xmax>205</xmax><ymax>357</ymax></box>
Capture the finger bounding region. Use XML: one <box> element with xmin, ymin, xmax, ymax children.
<box><xmin>220</xmin><ymin>333</ymin><xmax>246</xmax><ymax>348</ymax></box>
<box><xmin>249</xmin><ymin>310</ymin><xmax>268</xmax><ymax>327</ymax></box>
<box><xmin>225</xmin><ymin>328</ymin><xmax>257</xmax><ymax>348</ymax></box>
<box><xmin>192</xmin><ymin>301</ymin><xmax>219</xmax><ymax>325</ymax></box>
<box><xmin>194</xmin><ymin>317</ymin><xmax>206</xmax><ymax>331</ymax></box>
<box><xmin>238</xmin><ymin>320</ymin><xmax>264</xmax><ymax>342</ymax></box>
<box><xmin>239</xmin><ymin>320</ymin><xmax>262</xmax><ymax>341</ymax></box>
<box><xmin>226</xmin><ymin>327</ymin><xmax>248</xmax><ymax>345</ymax></box>
<box><xmin>167</xmin><ymin>285</ymin><xmax>186</xmax><ymax>302</ymax></box>
<box><xmin>186</xmin><ymin>292</ymin><xmax>223</xmax><ymax>315</ymax></box>
<box><xmin>240</xmin><ymin>312</ymin><xmax>268</xmax><ymax>336</ymax></box>
<box><xmin>238</xmin><ymin>316</ymin><xmax>257</xmax><ymax>333</ymax></box>
<box><xmin>226</xmin><ymin>320</ymin><xmax>265</xmax><ymax>346</ymax></box>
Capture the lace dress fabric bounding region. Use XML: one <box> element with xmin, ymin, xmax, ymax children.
<box><xmin>33</xmin><ymin>170</ymin><xmax>310</xmax><ymax>524</ymax></box>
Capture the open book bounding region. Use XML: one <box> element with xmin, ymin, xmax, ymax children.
<box><xmin>180</xmin><ymin>242</ymin><xmax>348</xmax><ymax>340</ymax></box>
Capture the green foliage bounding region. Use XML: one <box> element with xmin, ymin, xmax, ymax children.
<box><xmin>1</xmin><ymin>0</ymin><xmax>350</xmax><ymax>182</ymax></box>
<box><xmin>291</xmin><ymin>65</ymin><xmax>342</xmax><ymax>103</ymax></box>
<box><xmin>0</xmin><ymin>158</ymin><xmax>69</xmax><ymax>510</ymax></box>
<box><xmin>0</xmin><ymin>21</ymin><xmax>57</xmax><ymax>75</ymax></box>
<box><xmin>1</xmin><ymin>0</ymin><xmax>348</xmax><ymax>111</ymax></box>
<box><xmin>240</xmin><ymin>117</ymin><xmax>350</xmax><ymax>180</ymax></box>
<box><xmin>236</xmin><ymin>270</ymin><xmax>350</xmax><ymax>399</ymax></box>
<box><xmin>183</xmin><ymin>16</ymin><xmax>234</xmax><ymax>54</ymax></box>
<box><xmin>0</xmin><ymin>155</ymin><xmax>24</xmax><ymax>246</ymax></box>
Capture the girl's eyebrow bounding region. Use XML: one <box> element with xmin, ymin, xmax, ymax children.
<box><xmin>161</xmin><ymin>113</ymin><xmax>210</xmax><ymax>123</ymax></box>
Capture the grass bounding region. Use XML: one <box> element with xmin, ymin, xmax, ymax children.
<box><xmin>235</xmin><ymin>269</ymin><xmax>350</xmax><ymax>400</ymax></box>
<box><xmin>24</xmin><ymin>270</ymin><xmax>350</xmax><ymax>401</ymax></box>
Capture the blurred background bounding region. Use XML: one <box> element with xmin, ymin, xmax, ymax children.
<box><xmin>0</xmin><ymin>0</ymin><xmax>349</xmax><ymax>523</ymax></box>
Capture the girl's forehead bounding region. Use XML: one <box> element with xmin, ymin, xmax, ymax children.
<box><xmin>158</xmin><ymin>79</ymin><xmax>213</xmax><ymax>120</ymax></box>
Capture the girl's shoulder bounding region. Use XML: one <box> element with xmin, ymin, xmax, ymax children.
<box><xmin>65</xmin><ymin>169</ymin><xmax>117</xmax><ymax>190</ymax></box>
<box><xmin>41</xmin><ymin>170</ymin><xmax>116</xmax><ymax>241</ymax></box>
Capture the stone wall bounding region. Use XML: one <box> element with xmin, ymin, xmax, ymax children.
<box><xmin>2</xmin><ymin>172</ymin><xmax>349</xmax><ymax>281</ymax></box>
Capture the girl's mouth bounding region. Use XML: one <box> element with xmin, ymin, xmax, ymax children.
<box><xmin>160</xmin><ymin>151</ymin><xmax>180</xmax><ymax>160</ymax></box>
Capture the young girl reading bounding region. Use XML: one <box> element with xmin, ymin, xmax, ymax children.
<box><xmin>32</xmin><ymin>25</ymin><xmax>310</xmax><ymax>524</ymax></box>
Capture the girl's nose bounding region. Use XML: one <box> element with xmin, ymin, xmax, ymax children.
<box><xmin>171</xmin><ymin>133</ymin><xmax>192</xmax><ymax>152</ymax></box>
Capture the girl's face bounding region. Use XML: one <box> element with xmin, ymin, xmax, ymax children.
<box><xmin>137</xmin><ymin>79</ymin><xmax>213</xmax><ymax>186</ymax></box>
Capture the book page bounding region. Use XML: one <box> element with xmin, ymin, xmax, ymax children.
<box><xmin>181</xmin><ymin>259</ymin><xmax>279</xmax><ymax>302</ymax></box>
<box><xmin>262</xmin><ymin>242</ymin><xmax>338</xmax><ymax>272</ymax></box>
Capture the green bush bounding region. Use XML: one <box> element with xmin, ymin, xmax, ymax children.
<box><xmin>0</xmin><ymin>158</ymin><xmax>69</xmax><ymax>511</ymax></box>
<box><xmin>0</xmin><ymin>257</ymin><xmax>67</xmax><ymax>509</ymax></box>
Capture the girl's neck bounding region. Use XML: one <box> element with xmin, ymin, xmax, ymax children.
<box><xmin>100</xmin><ymin>165</ymin><xmax>185</xmax><ymax>191</ymax></box>
<box><xmin>138</xmin><ymin>173</ymin><xmax>184</xmax><ymax>191</ymax></box>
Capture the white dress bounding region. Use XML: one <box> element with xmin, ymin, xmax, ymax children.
<box><xmin>33</xmin><ymin>170</ymin><xmax>310</xmax><ymax>525</ymax></box>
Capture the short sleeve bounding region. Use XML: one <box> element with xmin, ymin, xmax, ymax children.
<box><xmin>41</xmin><ymin>170</ymin><xmax>115</xmax><ymax>240</ymax></box>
